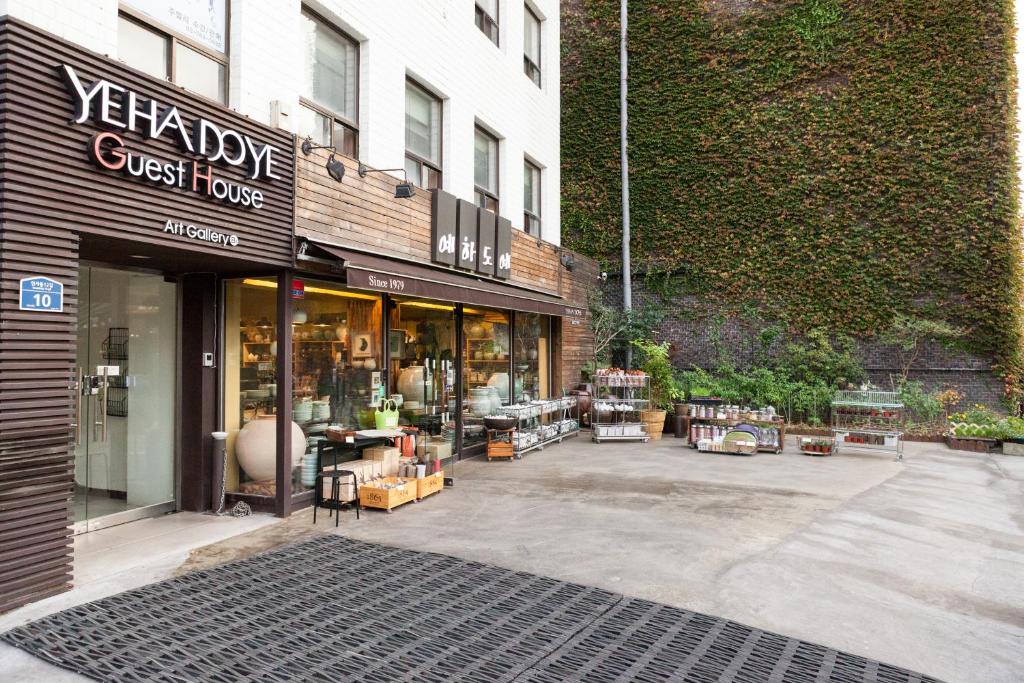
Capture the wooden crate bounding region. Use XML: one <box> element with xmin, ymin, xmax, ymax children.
<box><xmin>416</xmin><ymin>471</ymin><xmax>444</xmax><ymax>500</ymax></box>
<box><xmin>358</xmin><ymin>477</ymin><xmax>417</xmax><ymax>512</ymax></box>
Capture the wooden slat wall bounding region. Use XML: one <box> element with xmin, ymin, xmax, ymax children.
<box><xmin>1</xmin><ymin>19</ymin><xmax>295</xmax><ymax>266</ymax></box>
<box><xmin>294</xmin><ymin>149</ymin><xmax>597</xmax><ymax>386</ymax></box>
<box><xmin>0</xmin><ymin>18</ymin><xmax>296</xmax><ymax>613</ymax></box>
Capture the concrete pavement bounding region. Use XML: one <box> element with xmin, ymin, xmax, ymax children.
<box><xmin>3</xmin><ymin>437</ymin><xmax>1023</xmax><ymax>682</ymax></box>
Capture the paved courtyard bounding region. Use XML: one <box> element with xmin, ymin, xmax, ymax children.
<box><xmin>2</xmin><ymin>436</ymin><xmax>1022</xmax><ymax>682</ymax></box>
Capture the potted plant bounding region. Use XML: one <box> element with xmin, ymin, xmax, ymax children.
<box><xmin>999</xmin><ymin>417</ymin><xmax>1024</xmax><ymax>455</ymax></box>
<box><xmin>632</xmin><ymin>339</ymin><xmax>681</xmax><ymax>441</ymax></box>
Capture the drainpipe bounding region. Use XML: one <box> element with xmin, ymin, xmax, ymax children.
<box><xmin>620</xmin><ymin>0</ymin><xmax>633</xmax><ymax>369</ymax></box>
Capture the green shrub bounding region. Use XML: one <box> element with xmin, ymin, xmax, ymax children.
<box><xmin>632</xmin><ymin>339</ymin><xmax>682</xmax><ymax>410</ymax></box>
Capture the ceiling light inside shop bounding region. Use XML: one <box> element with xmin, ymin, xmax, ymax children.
<box><xmin>241</xmin><ymin>279</ymin><xmax>380</xmax><ymax>300</ymax></box>
<box><xmin>398</xmin><ymin>301</ymin><xmax>456</xmax><ymax>312</ymax></box>
<box><xmin>128</xmin><ymin>254</ymin><xmax>151</xmax><ymax>259</ymax></box>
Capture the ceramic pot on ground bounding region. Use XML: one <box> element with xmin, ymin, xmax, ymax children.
<box><xmin>470</xmin><ymin>387</ymin><xmax>492</xmax><ymax>417</ymax></box>
<box><xmin>236</xmin><ymin>415</ymin><xmax>306</xmax><ymax>481</ymax></box>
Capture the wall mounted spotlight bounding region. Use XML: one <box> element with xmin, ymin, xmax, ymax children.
<box><xmin>357</xmin><ymin>163</ymin><xmax>416</xmax><ymax>199</ymax></box>
<box><xmin>300</xmin><ymin>136</ymin><xmax>346</xmax><ymax>182</ymax></box>
<box><xmin>559</xmin><ymin>252</ymin><xmax>576</xmax><ymax>271</ymax></box>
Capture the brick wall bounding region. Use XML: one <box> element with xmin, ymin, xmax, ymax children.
<box><xmin>625</xmin><ymin>279</ymin><xmax>1005</xmax><ymax>407</ymax></box>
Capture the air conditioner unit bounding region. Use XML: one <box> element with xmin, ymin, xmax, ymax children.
<box><xmin>269</xmin><ymin>100</ymin><xmax>292</xmax><ymax>131</ymax></box>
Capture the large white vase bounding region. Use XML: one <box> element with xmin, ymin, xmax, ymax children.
<box><xmin>236</xmin><ymin>415</ymin><xmax>306</xmax><ymax>481</ymax></box>
<box><xmin>398</xmin><ymin>365</ymin><xmax>431</xmax><ymax>405</ymax></box>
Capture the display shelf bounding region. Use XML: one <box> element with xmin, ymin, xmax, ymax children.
<box><xmin>682</xmin><ymin>415</ymin><xmax>785</xmax><ymax>453</ymax></box>
<box><xmin>495</xmin><ymin>396</ymin><xmax>580</xmax><ymax>457</ymax></box>
<box><xmin>591</xmin><ymin>375</ymin><xmax>650</xmax><ymax>443</ymax></box>
<box><xmin>831</xmin><ymin>390</ymin><xmax>904</xmax><ymax>461</ymax></box>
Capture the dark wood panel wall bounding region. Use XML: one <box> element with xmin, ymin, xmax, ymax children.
<box><xmin>0</xmin><ymin>18</ymin><xmax>296</xmax><ymax>613</ymax></box>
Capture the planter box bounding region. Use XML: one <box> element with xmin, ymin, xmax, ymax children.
<box><xmin>416</xmin><ymin>471</ymin><xmax>445</xmax><ymax>499</ymax></box>
<box><xmin>358</xmin><ymin>477</ymin><xmax>417</xmax><ymax>511</ymax></box>
<box><xmin>947</xmin><ymin>437</ymin><xmax>998</xmax><ymax>454</ymax></box>
<box><xmin>1001</xmin><ymin>441</ymin><xmax>1024</xmax><ymax>456</ymax></box>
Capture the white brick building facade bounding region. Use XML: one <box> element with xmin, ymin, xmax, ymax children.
<box><xmin>0</xmin><ymin>0</ymin><xmax>561</xmax><ymax>244</ymax></box>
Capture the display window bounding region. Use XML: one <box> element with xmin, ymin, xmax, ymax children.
<box><xmin>462</xmin><ymin>306</ymin><xmax>511</xmax><ymax>450</ymax></box>
<box><xmin>223</xmin><ymin>277</ymin><xmax>382</xmax><ymax>498</ymax></box>
<box><xmin>514</xmin><ymin>312</ymin><xmax>550</xmax><ymax>401</ymax></box>
<box><xmin>388</xmin><ymin>297</ymin><xmax>456</xmax><ymax>462</ymax></box>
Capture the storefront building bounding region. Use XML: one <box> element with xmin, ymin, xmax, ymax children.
<box><xmin>0</xmin><ymin>6</ymin><xmax>595</xmax><ymax>613</ymax></box>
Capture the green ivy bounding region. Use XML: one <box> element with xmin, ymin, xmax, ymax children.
<box><xmin>561</xmin><ymin>0</ymin><xmax>1024</xmax><ymax>386</ymax></box>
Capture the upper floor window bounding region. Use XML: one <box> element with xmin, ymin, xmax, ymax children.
<box><xmin>474</xmin><ymin>127</ymin><xmax>499</xmax><ymax>213</ymax></box>
<box><xmin>405</xmin><ymin>80</ymin><xmax>443</xmax><ymax>190</ymax></box>
<box><xmin>476</xmin><ymin>0</ymin><xmax>499</xmax><ymax>45</ymax></box>
<box><xmin>117</xmin><ymin>0</ymin><xmax>227</xmax><ymax>104</ymax></box>
<box><xmin>298</xmin><ymin>8</ymin><xmax>358</xmax><ymax>157</ymax></box>
<box><xmin>524</xmin><ymin>159</ymin><xmax>541</xmax><ymax>236</ymax></box>
<box><xmin>523</xmin><ymin>6</ymin><xmax>541</xmax><ymax>87</ymax></box>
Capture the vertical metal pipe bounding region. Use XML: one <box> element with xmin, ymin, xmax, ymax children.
<box><xmin>275</xmin><ymin>270</ymin><xmax>293</xmax><ymax>518</ymax></box>
<box><xmin>620</xmin><ymin>0</ymin><xmax>633</xmax><ymax>369</ymax></box>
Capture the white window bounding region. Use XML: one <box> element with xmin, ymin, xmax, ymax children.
<box><xmin>523</xmin><ymin>160</ymin><xmax>541</xmax><ymax>236</ymax></box>
<box><xmin>405</xmin><ymin>81</ymin><xmax>443</xmax><ymax>189</ymax></box>
<box><xmin>299</xmin><ymin>8</ymin><xmax>358</xmax><ymax>157</ymax></box>
<box><xmin>117</xmin><ymin>5</ymin><xmax>227</xmax><ymax>104</ymax></box>
<box><xmin>474</xmin><ymin>127</ymin><xmax>499</xmax><ymax>213</ymax></box>
<box><xmin>476</xmin><ymin>0</ymin><xmax>499</xmax><ymax>45</ymax></box>
<box><xmin>523</xmin><ymin>6</ymin><xmax>541</xmax><ymax>87</ymax></box>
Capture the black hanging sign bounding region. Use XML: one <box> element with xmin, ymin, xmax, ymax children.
<box><xmin>495</xmin><ymin>216</ymin><xmax>512</xmax><ymax>279</ymax></box>
<box><xmin>476</xmin><ymin>209</ymin><xmax>496</xmax><ymax>276</ymax></box>
<box><xmin>456</xmin><ymin>199</ymin><xmax>478</xmax><ymax>270</ymax></box>
<box><xmin>430</xmin><ymin>190</ymin><xmax>457</xmax><ymax>266</ymax></box>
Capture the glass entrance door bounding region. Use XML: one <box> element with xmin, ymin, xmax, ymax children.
<box><xmin>73</xmin><ymin>266</ymin><xmax>178</xmax><ymax>533</ymax></box>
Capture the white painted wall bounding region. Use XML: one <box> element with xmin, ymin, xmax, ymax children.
<box><xmin>1</xmin><ymin>0</ymin><xmax>561</xmax><ymax>244</ymax></box>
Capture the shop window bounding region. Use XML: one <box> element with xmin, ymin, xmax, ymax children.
<box><xmin>474</xmin><ymin>127</ymin><xmax>499</xmax><ymax>213</ymax></box>
<box><xmin>117</xmin><ymin>3</ymin><xmax>227</xmax><ymax>104</ymax></box>
<box><xmin>514</xmin><ymin>313</ymin><xmax>549</xmax><ymax>400</ymax></box>
<box><xmin>523</xmin><ymin>159</ymin><xmax>542</xmax><ymax>237</ymax></box>
<box><xmin>223</xmin><ymin>278</ymin><xmax>382</xmax><ymax>499</ymax></box>
<box><xmin>405</xmin><ymin>80</ymin><xmax>443</xmax><ymax>189</ymax></box>
<box><xmin>463</xmin><ymin>307</ymin><xmax>511</xmax><ymax>451</ymax></box>
<box><xmin>475</xmin><ymin>0</ymin><xmax>499</xmax><ymax>45</ymax></box>
<box><xmin>299</xmin><ymin>7</ymin><xmax>359</xmax><ymax>157</ymax></box>
<box><xmin>388</xmin><ymin>298</ymin><xmax>457</xmax><ymax>462</ymax></box>
<box><xmin>523</xmin><ymin>5</ymin><xmax>542</xmax><ymax>87</ymax></box>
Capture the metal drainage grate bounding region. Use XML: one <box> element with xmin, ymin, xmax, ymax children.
<box><xmin>2</xmin><ymin>535</ymin><xmax>941</xmax><ymax>683</ymax></box>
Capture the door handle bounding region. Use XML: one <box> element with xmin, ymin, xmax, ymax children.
<box><xmin>74</xmin><ymin>368</ymin><xmax>84</xmax><ymax>446</ymax></box>
<box><xmin>93</xmin><ymin>367</ymin><xmax>109</xmax><ymax>442</ymax></box>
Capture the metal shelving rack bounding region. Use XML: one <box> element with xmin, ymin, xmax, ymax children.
<box><xmin>503</xmin><ymin>396</ymin><xmax>579</xmax><ymax>457</ymax></box>
<box><xmin>591</xmin><ymin>374</ymin><xmax>650</xmax><ymax>443</ymax></box>
<box><xmin>831</xmin><ymin>390</ymin><xmax>904</xmax><ymax>461</ymax></box>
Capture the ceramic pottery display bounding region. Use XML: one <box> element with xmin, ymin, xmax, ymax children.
<box><xmin>236</xmin><ymin>415</ymin><xmax>306</xmax><ymax>481</ymax></box>
<box><xmin>398</xmin><ymin>365</ymin><xmax>431</xmax><ymax>404</ymax></box>
<box><xmin>470</xmin><ymin>387</ymin><xmax>492</xmax><ymax>417</ymax></box>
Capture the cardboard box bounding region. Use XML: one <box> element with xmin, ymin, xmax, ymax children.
<box><xmin>364</xmin><ymin>446</ymin><xmax>400</xmax><ymax>476</ymax></box>
<box><xmin>425</xmin><ymin>440</ymin><xmax>452</xmax><ymax>460</ymax></box>
<box><xmin>320</xmin><ymin>459</ymin><xmax>383</xmax><ymax>500</ymax></box>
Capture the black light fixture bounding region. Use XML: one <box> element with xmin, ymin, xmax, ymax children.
<box><xmin>300</xmin><ymin>136</ymin><xmax>346</xmax><ymax>182</ymax></box>
<box><xmin>560</xmin><ymin>252</ymin><xmax>576</xmax><ymax>271</ymax></box>
<box><xmin>357</xmin><ymin>162</ymin><xmax>416</xmax><ymax>199</ymax></box>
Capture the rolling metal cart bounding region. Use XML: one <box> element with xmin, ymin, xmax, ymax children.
<box><xmin>591</xmin><ymin>374</ymin><xmax>650</xmax><ymax>443</ymax></box>
<box><xmin>831</xmin><ymin>390</ymin><xmax>904</xmax><ymax>461</ymax></box>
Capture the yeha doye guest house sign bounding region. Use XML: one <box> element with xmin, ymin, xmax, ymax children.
<box><xmin>58</xmin><ymin>64</ymin><xmax>282</xmax><ymax>210</ymax></box>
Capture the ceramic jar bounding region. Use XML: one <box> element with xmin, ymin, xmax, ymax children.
<box><xmin>236</xmin><ymin>415</ymin><xmax>306</xmax><ymax>481</ymax></box>
<box><xmin>470</xmin><ymin>387</ymin><xmax>492</xmax><ymax>417</ymax></box>
<box><xmin>398</xmin><ymin>365</ymin><xmax>430</xmax><ymax>405</ymax></box>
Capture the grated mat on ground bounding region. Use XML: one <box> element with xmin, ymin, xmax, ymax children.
<box><xmin>2</xmin><ymin>535</ymin><xmax>941</xmax><ymax>682</ymax></box>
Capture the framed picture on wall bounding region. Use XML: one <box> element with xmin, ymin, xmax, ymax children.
<box><xmin>389</xmin><ymin>329</ymin><xmax>407</xmax><ymax>359</ymax></box>
<box><xmin>352</xmin><ymin>333</ymin><xmax>373</xmax><ymax>358</ymax></box>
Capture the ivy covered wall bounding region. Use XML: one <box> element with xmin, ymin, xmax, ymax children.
<box><xmin>561</xmin><ymin>0</ymin><xmax>1024</xmax><ymax>391</ymax></box>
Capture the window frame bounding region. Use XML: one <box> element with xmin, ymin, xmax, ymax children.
<box><xmin>117</xmin><ymin>5</ymin><xmax>229</xmax><ymax>105</ymax></box>
<box><xmin>299</xmin><ymin>6</ymin><xmax>361</xmax><ymax>157</ymax></box>
<box><xmin>523</xmin><ymin>159</ymin><xmax>541</xmax><ymax>237</ymax></box>
<box><xmin>404</xmin><ymin>78</ymin><xmax>444</xmax><ymax>190</ymax></box>
<box><xmin>474</xmin><ymin>126</ymin><xmax>500</xmax><ymax>213</ymax></box>
<box><xmin>523</xmin><ymin>5</ymin><xmax>541</xmax><ymax>87</ymax></box>
<box><xmin>475</xmin><ymin>1</ymin><xmax>499</xmax><ymax>46</ymax></box>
